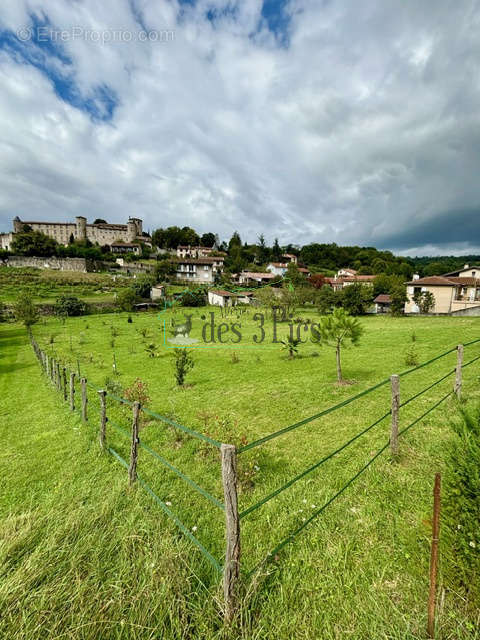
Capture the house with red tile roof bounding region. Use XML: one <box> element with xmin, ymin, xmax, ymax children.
<box><xmin>405</xmin><ymin>265</ymin><xmax>480</xmax><ymax>314</ymax></box>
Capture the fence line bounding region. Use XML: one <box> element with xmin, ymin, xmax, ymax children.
<box><xmin>238</xmin><ymin>340</ymin><xmax>480</xmax><ymax>453</ymax></box>
<box><xmin>29</xmin><ymin>334</ymin><xmax>479</xmax><ymax>620</ymax></box>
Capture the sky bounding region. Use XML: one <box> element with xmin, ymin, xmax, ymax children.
<box><xmin>0</xmin><ymin>0</ymin><xmax>480</xmax><ymax>256</ymax></box>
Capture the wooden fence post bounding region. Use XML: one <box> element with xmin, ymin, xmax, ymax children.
<box><xmin>69</xmin><ymin>372</ymin><xmax>75</xmax><ymax>412</ymax></box>
<box><xmin>98</xmin><ymin>390</ymin><xmax>107</xmax><ymax>449</ymax></box>
<box><xmin>62</xmin><ymin>367</ymin><xmax>67</xmax><ymax>401</ymax></box>
<box><xmin>390</xmin><ymin>374</ymin><xmax>400</xmax><ymax>456</ymax></box>
<box><xmin>427</xmin><ymin>473</ymin><xmax>441</xmax><ymax>638</ymax></box>
<box><xmin>221</xmin><ymin>443</ymin><xmax>241</xmax><ymax>623</ymax></box>
<box><xmin>56</xmin><ymin>362</ymin><xmax>61</xmax><ymax>392</ymax></box>
<box><xmin>454</xmin><ymin>344</ymin><xmax>464</xmax><ymax>399</ymax></box>
<box><xmin>81</xmin><ymin>378</ymin><xmax>88</xmax><ymax>421</ymax></box>
<box><xmin>128</xmin><ymin>401</ymin><xmax>141</xmax><ymax>485</ymax></box>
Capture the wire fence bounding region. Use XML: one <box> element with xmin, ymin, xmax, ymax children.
<box><xmin>29</xmin><ymin>332</ymin><xmax>480</xmax><ymax>619</ymax></box>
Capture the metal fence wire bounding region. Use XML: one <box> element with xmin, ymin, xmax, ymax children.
<box><xmin>29</xmin><ymin>333</ymin><xmax>480</xmax><ymax>586</ymax></box>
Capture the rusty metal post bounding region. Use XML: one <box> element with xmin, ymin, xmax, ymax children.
<box><xmin>427</xmin><ymin>473</ymin><xmax>441</xmax><ymax>639</ymax></box>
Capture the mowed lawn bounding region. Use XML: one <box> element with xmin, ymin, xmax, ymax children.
<box><xmin>1</xmin><ymin>312</ymin><xmax>480</xmax><ymax>639</ymax></box>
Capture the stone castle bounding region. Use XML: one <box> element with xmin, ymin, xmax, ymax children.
<box><xmin>1</xmin><ymin>216</ymin><xmax>149</xmax><ymax>250</ymax></box>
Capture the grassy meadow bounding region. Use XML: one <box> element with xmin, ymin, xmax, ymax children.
<box><xmin>0</xmin><ymin>267</ymin><xmax>131</xmax><ymax>304</ymax></box>
<box><xmin>1</xmin><ymin>309</ymin><xmax>480</xmax><ymax>638</ymax></box>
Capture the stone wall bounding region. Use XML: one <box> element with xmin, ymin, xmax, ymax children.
<box><xmin>4</xmin><ymin>255</ymin><xmax>89</xmax><ymax>272</ymax></box>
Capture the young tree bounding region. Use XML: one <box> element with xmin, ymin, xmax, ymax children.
<box><xmin>311</xmin><ymin>308</ymin><xmax>363</xmax><ymax>383</ymax></box>
<box><xmin>173</xmin><ymin>348</ymin><xmax>194</xmax><ymax>386</ymax></box>
<box><xmin>13</xmin><ymin>294</ymin><xmax>38</xmax><ymax>328</ymax></box>
<box><xmin>281</xmin><ymin>335</ymin><xmax>300</xmax><ymax>359</ymax></box>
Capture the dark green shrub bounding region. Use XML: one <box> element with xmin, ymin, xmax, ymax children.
<box><xmin>55</xmin><ymin>295</ymin><xmax>87</xmax><ymax>317</ymax></box>
<box><xmin>180</xmin><ymin>289</ymin><xmax>207</xmax><ymax>307</ymax></box>
<box><xmin>444</xmin><ymin>404</ymin><xmax>480</xmax><ymax>601</ymax></box>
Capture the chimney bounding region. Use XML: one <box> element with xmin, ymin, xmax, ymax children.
<box><xmin>464</xmin><ymin>264</ymin><xmax>469</xmax><ymax>269</ymax></box>
<box><xmin>413</xmin><ymin>274</ymin><xmax>420</xmax><ymax>280</ymax></box>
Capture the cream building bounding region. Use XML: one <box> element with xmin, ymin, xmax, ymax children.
<box><xmin>405</xmin><ymin>265</ymin><xmax>480</xmax><ymax>314</ymax></box>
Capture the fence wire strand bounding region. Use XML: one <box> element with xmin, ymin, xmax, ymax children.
<box><xmin>240</xmin><ymin>410</ymin><xmax>391</xmax><ymax>519</ymax></box>
<box><xmin>248</xmin><ymin>388</ymin><xmax>455</xmax><ymax>576</ymax></box>
<box><xmin>138</xmin><ymin>439</ymin><xmax>224</xmax><ymax>510</ymax></box>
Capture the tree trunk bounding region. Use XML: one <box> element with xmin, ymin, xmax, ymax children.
<box><xmin>336</xmin><ymin>343</ymin><xmax>342</xmax><ymax>382</ymax></box>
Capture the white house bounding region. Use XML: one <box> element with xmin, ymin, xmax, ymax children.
<box><xmin>150</xmin><ymin>285</ymin><xmax>165</xmax><ymax>300</ymax></box>
<box><xmin>237</xmin><ymin>271</ymin><xmax>277</xmax><ymax>285</ymax></box>
<box><xmin>208</xmin><ymin>289</ymin><xmax>253</xmax><ymax>306</ymax></box>
<box><xmin>266</xmin><ymin>262</ymin><xmax>288</xmax><ymax>277</ymax></box>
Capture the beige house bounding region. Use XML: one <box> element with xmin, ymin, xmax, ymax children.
<box><xmin>405</xmin><ymin>265</ymin><xmax>480</xmax><ymax>314</ymax></box>
<box><xmin>325</xmin><ymin>273</ymin><xmax>375</xmax><ymax>291</ymax></box>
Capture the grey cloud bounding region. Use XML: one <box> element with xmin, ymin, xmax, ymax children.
<box><xmin>0</xmin><ymin>0</ymin><xmax>480</xmax><ymax>254</ymax></box>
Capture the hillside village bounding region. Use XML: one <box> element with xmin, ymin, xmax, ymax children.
<box><xmin>2</xmin><ymin>215</ymin><xmax>480</xmax><ymax>317</ymax></box>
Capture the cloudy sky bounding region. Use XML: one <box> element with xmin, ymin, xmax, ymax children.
<box><xmin>1</xmin><ymin>0</ymin><xmax>479</xmax><ymax>255</ymax></box>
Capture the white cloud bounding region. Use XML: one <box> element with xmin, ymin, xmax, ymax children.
<box><xmin>0</xmin><ymin>0</ymin><xmax>480</xmax><ymax>254</ymax></box>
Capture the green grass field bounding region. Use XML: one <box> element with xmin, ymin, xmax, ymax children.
<box><xmin>0</xmin><ymin>267</ymin><xmax>131</xmax><ymax>304</ymax></box>
<box><xmin>1</xmin><ymin>310</ymin><xmax>480</xmax><ymax>638</ymax></box>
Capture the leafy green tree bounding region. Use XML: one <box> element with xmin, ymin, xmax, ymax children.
<box><xmin>341</xmin><ymin>283</ymin><xmax>373</xmax><ymax>315</ymax></box>
<box><xmin>154</xmin><ymin>260</ymin><xmax>176</xmax><ymax>282</ymax></box>
<box><xmin>93</xmin><ymin>219</ymin><xmax>107</xmax><ymax>224</ymax></box>
<box><xmin>257</xmin><ymin>234</ymin><xmax>269</xmax><ymax>264</ymax></box>
<box><xmin>131</xmin><ymin>275</ymin><xmax>156</xmax><ymax>298</ymax></box>
<box><xmin>311</xmin><ymin>308</ymin><xmax>363</xmax><ymax>382</ymax></box>
<box><xmin>228</xmin><ymin>231</ymin><xmax>242</xmax><ymax>253</ymax></box>
<box><xmin>116</xmin><ymin>288</ymin><xmax>139</xmax><ymax>311</ymax></box>
<box><xmin>13</xmin><ymin>294</ymin><xmax>38</xmax><ymax>328</ymax></box>
<box><xmin>390</xmin><ymin>285</ymin><xmax>408</xmax><ymax>315</ymax></box>
<box><xmin>55</xmin><ymin>295</ymin><xmax>87</xmax><ymax>317</ymax></box>
<box><xmin>316</xmin><ymin>285</ymin><xmax>339</xmax><ymax>314</ymax></box>
<box><xmin>413</xmin><ymin>290</ymin><xmax>435</xmax><ymax>313</ymax></box>
<box><xmin>272</xmin><ymin>238</ymin><xmax>282</xmax><ymax>261</ymax></box>
<box><xmin>12</xmin><ymin>231</ymin><xmax>58</xmax><ymax>256</ymax></box>
<box><xmin>285</xmin><ymin>262</ymin><xmax>305</xmax><ymax>287</ymax></box>
<box><xmin>200</xmin><ymin>232</ymin><xmax>216</xmax><ymax>247</ymax></box>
